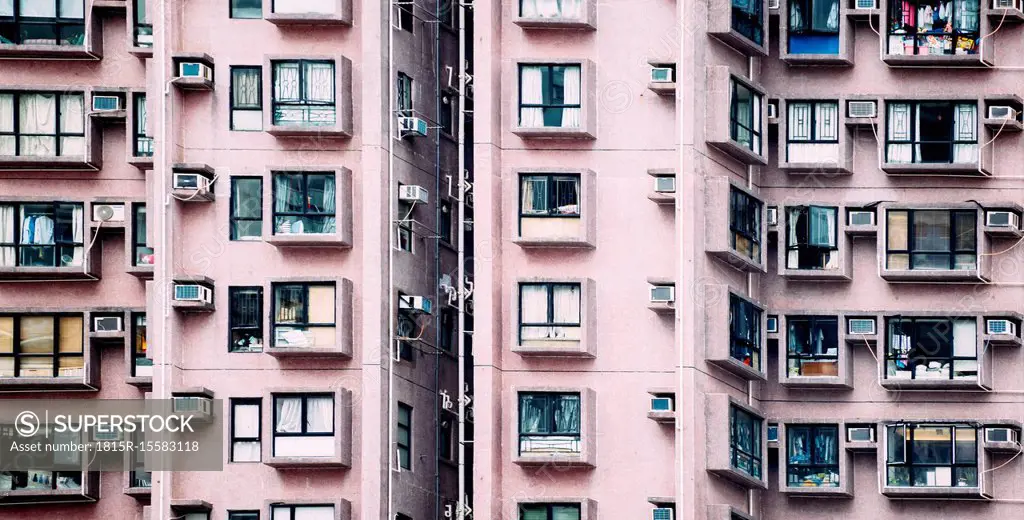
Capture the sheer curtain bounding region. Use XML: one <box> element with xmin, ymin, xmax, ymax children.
<box><xmin>551</xmin><ymin>284</ymin><xmax>580</xmax><ymax>336</ymax></box>
<box><xmin>786</xmin><ymin>208</ymin><xmax>800</xmax><ymax>268</ymax></box>
<box><xmin>520</xmin><ymin>285</ymin><xmax>548</xmax><ymax>340</ymax></box>
<box><xmin>520</xmin><ymin>176</ymin><xmax>547</xmax><ymax>214</ymax></box>
<box><xmin>519</xmin><ymin>395</ymin><xmax>544</xmax><ymax>433</ymax></box>
<box><xmin>887</xmin><ymin>103</ymin><xmax>912</xmax><ymax>163</ymax></box>
<box><xmin>274</xmin><ymin>398</ymin><xmax>302</xmax><ymax>433</ymax></box>
<box><xmin>306</xmin><ymin>396</ymin><xmax>333</xmax><ymax>432</ymax></box>
<box><xmin>952</xmin><ymin>104</ymin><xmax>978</xmax><ymax>164</ymax></box>
<box><xmin>19</xmin><ymin>94</ymin><xmax>56</xmax><ymax>157</ymax></box>
<box><xmin>809</xmin><ymin>206</ymin><xmax>835</xmax><ymax>247</ymax></box>
<box><xmin>60</xmin><ymin>0</ymin><xmax>84</xmax><ymax>19</ymax></box>
<box><xmin>321</xmin><ymin>176</ymin><xmax>336</xmax><ymax>234</ymax></box>
<box><xmin>952</xmin><ymin>319</ymin><xmax>976</xmax><ymax>358</ymax></box>
<box><xmin>817</xmin><ymin>0</ymin><xmax>839</xmax><ymax>31</ymax></box>
<box><xmin>21</xmin><ymin>0</ymin><xmax>55</xmax><ymax>16</ymax></box>
<box><xmin>232</xmin><ymin>403</ymin><xmax>260</xmax><ymax>462</ymax></box>
<box><xmin>70</xmin><ymin>205</ymin><xmax>83</xmax><ymax>266</ymax></box>
<box><xmin>60</xmin><ymin>94</ymin><xmax>85</xmax><ymax>156</ymax></box>
<box><xmin>0</xmin><ymin>205</ymin><xmax>13</xmax><ymax>267</ymax></box>
<box><xmin>519</xmin><ymin>66</ymin><xmax>544</xmax><ymax>127</ymax></box>
<box><xmin>553</xmin><ymin>395</ymin><xmax>580</xmax><ymax>433</ymax></box>
<box><xmin>561</xmin><ymin>66</ymin><xmax>581</xmax><ymax>128</ymax></box>
<box><xmin>0</xmin><ymin>94</ymin><xmax>13</xmax><ymax>156</ymax></box>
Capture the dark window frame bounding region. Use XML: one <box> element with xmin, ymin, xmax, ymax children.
<box><xmin>518</xmin><ymin>503</ymin><xmax>583</xmax><ymax>520</ymax></box>
<box><xmin>0</xmin><ymin>0</ymin><xmax>85</xmax><ymax>46</ymax></box>
<box><xmin>228</xmin><ymin>286</ymin><xmax>263</xmax><ymax>353</ymax></box>
<box><xmin>518</xmin><ymin>173</ymin><xmax>582</xmax><ymax>225</ymax></box>
<box><xmin>270</xmin><ymin>59</ymin><xmax>336</xmax><ymax>125</ymax></box>
<box><xmin>439</xmin><ymin>88</ymin><xmax>456</xmax><ymax>136</ymax></box>
<box><xmin>438</xmin><ymin>410</ymin><xmax>455</xmax><ymax>462</ymax></box>
<box><xmin>517</xmin><ymin>392</ymin><xmax>582</xmax><ymax>455</ymax></box>
<box><xmin>885</xmin><ymin>209</ymin><xmax>977</xmax><ymax>270</ymax></box>
<box><xmin>729</xmin><ymin>187</ymin><xmax>762</xmax><ymax>262</ymax></box>
<box><xmin>132</xmin><ymin>0</ymin><xmax>151</xmax><ymax>47</ymax></box>
<box><xmin>396</xmin><ymin>1</ymin><xmax>414</xmax><ymax>32</ymax></box>
<box><xmin>131</xmin><ymin>203</ymin><xmax>153</xmax><ymax>267</ymax></box>
<box><xmin>132</xmin><ymin>93</ymin><xmax>152</xmax><ymax>157</ymax></box>
<box><xmin>271</xmin><ymin>393</ymin><xmax>335</xmax><ymax>456</ymax></box>
<box><xmin>788</xmin><ymin>0</ymin><xmax>840</xmax><ymax>36</ymax></box>
<box><xmin>229</xmin><ymin>0</ymin><xmax>262</xmax><ymax>19</ymax></box>
<box><xmin>884</xmin><ymin>101</ymin><xmax>978</xmax><ymax>164</ymax></box>
<box><xmin>438</xmin><ymin>199</ymin><xmax>453</xmax><ymax>244</ymax></box>
<box><xmin>0</xmin><ymin>201</ymin><xmax>84</xmax><ymax>267</ymax></box>
<box><xmin>271</xmin><ymin>282</ymin><xmax>336</xmax><ymax>344</ymax></box>
<box><xmin>785</xmin><ymin>205</ymin><xmax>839</xmax><ymax>270</ymax></box>
<box><xmin>229</xmin><ymin>398</ymin><xmax>262</xmax><ymax>462</ymax></box>
<box><xmin>886</xmin><ymin>0</ymin><xmax>980</xmax><ymax>56</ymax></box>
<box><xmin>785</xmin><ymin>100</ymin><xmax>840</xmax><ymax>146</ymax></box>
<box><xmin>228</xmin><ymin>511</ymin><xmax>260</xmax><ymax>520</ymax></box>
<box><xmin>229</xmin><ymin>66</ymin><xmax>263</xmax><ymax>131</ymax></box>
<box><xmin>731</xmin><ymin>0</ymin><xmax>764</xmax><ymax>46</ymax></box>
<box><xmin>729</xmin><ymin>294</ymin><xmax>762</xmax><ymax>370</ymax></box>
<box><xmin>517</xmin><ymin>282</ymin><xmax>582</xmax><ymax>343</ymax></box>
<box><xmin>270</xmin><ymin>505</ymin><xmax>335</xmax><ymax>520</ymax></box>
<box><xmin>437</xmin><ymin>306</ymin><xmax>455</xmax><ymax>353</ymax></box>
<box><xmin>397</xmin><ymin>71</ymin><xmax>413</xmax><ymax>116</ymax></box>
<box><xmin>517</xmin><ymin>63</ymin><xmax>583</xmax><ymax>128</ymax></box>
<box><xmin>885</xmin><ymin>316</ymin><xmax>977</xmax><ymax>380</ymax></box>
<box><xmin>271</xmin><ymin>171</ymin><xmax>336</xmax><ymax>235</ymax></box>
<box><xmin>729</xmin><ymin>78</ymin><xmax>762</xmax><ymax>154</ymax></box>
<box><xmin>229</xmin><ymin>176</ymin><xmax>263</xmax><ymax>240</ymax></box>
<box><xmin>130</xmin><ymin>312</ymin><xmax>149</xmax><ymax>377</ymax></box>
<box><xmin>786</xmin><ymin>424</ymin><xmax>840</xmax><ymax>488</ymax></box>
<box><xmin>785</xmin><ymin>315</ymin><xmax>839</xmax><ymax>376</ymax></box>
<box><xmin>0</xmin><ymin>91</ymin><xmax>85</xmax><ymax>157</ymax></box>
<box><xmin>730</xmin><ymin>405</ymin><xmax>763</xmax><ymax>479</ymax></box>
<box><xmin>397</xmin><ymin>402</ymin><xmax>412</xmax><ymax>470</ymax></box>
<box><xmin>0</xmin><ymin>313</ymin><xmax>84</xmax><ymax>379</ymax></box>
<box><xmin>885</xmin><ymin>423</ymin><xmax>978</xmax><ymax>488</ymax></box>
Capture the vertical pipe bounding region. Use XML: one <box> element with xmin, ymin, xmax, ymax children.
<box><xmin>455</xmin><ymin>0</ymin><xmax>469</xmax><ymax>516</ymax></box>
<box><xmin>157</xmin><ymin>0</ymin><xmax>170</xmax><ymax>518</ymax></box>
<box><xmin>433</xmin><ymin>1</ymin><xmax>443</xmax><ymax>519</ymax></box>
<box><xmin>387</xmin><ymin>0</ymin><xmax>397</xmax><ymax>519</ymax></box>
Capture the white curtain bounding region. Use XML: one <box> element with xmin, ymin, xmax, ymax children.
<box><xmin>19</xmin><ymin>0</ymin><xmax>55</xmax><ymax>16</ymax></box>
<box><xmin>70</xmin><ymin>205</ymin><xmax>82</xmax><ymax>266</ymax></box>
<box><xmin>60</xmin><ymin>0</ymin><xmax>84</xmax><ymax>18</ymax></box>
<box><xmin>561</xmin><ymin>66</ymin><xmax>581</xmax><ymax>128</ymax></box>
<box><xmin>952</xmin><ymin>319</ymin><xmax>977</xmax><ymax>357</ymax></box>
<box><xmin>19</xmin><ymin>94</ymin><xmax>56</xmax><ymax>157</ymax></box>
<box><xmin>520</xmin><ymin>285</ymin><xmax>548</xmax><ymax>340</ymax></box>
<box><xmin>274</xmin><ymin>397</ymin><xmax>302</xmax><ymax>433</ymax></box>
<box><xmin>519</xmin><ymin>66</ymin><xmax>544</xmax><ymax>127</ymax></box>
<box><xmin>887</xmin><ymin>103</ymin><xmax>912</xmax><ymax>163</ymax></box>
<box><xmin>786</xmin><ymin>208</ymin><xmax>799</xmax><ymax>268</ymax></box>
<box><xmin>552</xmin><ymin>285</ymin><xmax>580</xmax><ymax>324</ymax></box>
<box><xmin>0</xmin><ymin>205</ymin><xmax>13</xmax><ymax>267</ymax></box>
<box><xmin>292</xmin><ymin>506</ymin><xmax>334</xmax><ymax>520</ymax></box>
<box><xmin>0</xmin><ymin>94</ymin><xmax>13</xmax><ymax>155</ymax></box>
<box><xmin>274</xmin><ymin>63</ymin><xmax>301</xmax><ymax>102</ymax></box>
<box><xmin>306</xmin><ymin>396</ymin><xmax>333</xmax><ymax>433</ymax></box>
<box><xmin>0</xmin><ymin>0</ymin><xmax>13</xmax><ymax>16</ymax></box>
<box><xmin>553</xmin><ymin>396</ymin><xmax>580</xmax><ymax>432</ymax></box>
<box><xmin>232</xmin><ymin>403</ymin><xmax>261</xmax><ymax>462</ymax></box>
<box><xmin>304</xmin><ymin>62</ymin><xmax>334</xmax><ymax>103</ymax></box>
<box><xmin>60</xmin><ymin>94</ymin><xmax>85</xmax><ymax>157</ymax></box>
<box><xmin>519</xmin><ymin>395</ymin><xmax>544</xmax><ymax>433</ymax></box>
<box><xmin>321</xmin><ymin>176</ymin><xmax>336</xmax><ymax>234</ymax></box>
<box><xmin>953</xmin><ymin>103</ymin><xmax>978</xmax><ymax>164</ymax></box>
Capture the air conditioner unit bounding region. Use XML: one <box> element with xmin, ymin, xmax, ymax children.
<box><xmin>855</xmin><ymin>0</ymin><xmax>879</xmax><ymax>8</ymax></box>
<box><xmin>93</xmin><ymin>316</ymin><xmax>124</xmax><ymax>332</ymax></box>
<box><xmin>985</xmin><ymin>427</ymin><xmax>1018</xmax><ymax>444</ymax></box>
<box><xmin>988</xmin><ymin>105</ymin><xmax>1019</xmax><ymax>120</ymax></box>
<box><xmin>172</xmin><ymin>396</ymin><xmax>213</xmax><ymax>416</ymax></box>
<box><xmin>767</xmin><ymin>101</ymin><xmax>778</xmax><ymax>120</ymax></box>
<box><xmin>847</xmin><ymin>426</ymin><xmax>876</xmax><ymax>443</ymax></box>
<box><xmin>847</xmin><ymin>100</ymin><xmax>878</xmax><ymax>118</ymax></box>
<box><xmin>399</xmin><ymin>185</ymin><xmax>430</xmax><ymax>205</ymax></box>
<box><xmin>848</xmin><ymin>210</ymin><xmax>875</xmax><ymax>226</ymax></box>
<box><xmin>987</xmin><ymin>319</ymin><xmax>1017</xmax><ymax>336</ymax></box>
<box><xmin>178</xmin><ymin>62</ymin><xmax>212</xmax><ymax>81</ymax></box>
<box><xmin>399</xmin><ymin>116</ymin><xmax>429</xmax><ymax>137</ymax></box>
<box><xmin>174</xmin><ymin>284</ymin><xmax>212</xmax><ymax>304</ymax></box>
<box><xmin>848</xmin><ymin>318</ymin><xmax>877</xmax><ymax>335</ymax></box>
<box><xmin>92</xmin><ymin>95</ymin><xmax>121</xmax><ymax>112</ymax></box>
<box><xmin>767</xmin><ymin>206</ymin><xmax>778</xmax><ymax>226</ymax></box>
<box><xmin>650</xmin><ymin>67</ymin><xmax>675</xmax><ymax>83</ymax></box>
<box><xmin>768</xmin><ymin>0</ymin><xmax>780</xmax><ymax>7</ymax></box>
<box><xmin>92</xmin><ymin>429</ymin><xmax>123</xmax><ymax>442</ymax></box>
<box><xmin>766</xmin><ymin>315</ymin><xmax>779</xmax><ymax>334</ymax></box>
<box><xmin>650</xmin><ymin>285</ymin><xmax>675</xmax><ymax>303</ymax></box>
<box><xmin>986</xmin><ymin>211</ymin><xmax>1020</xmax><ymax>229</ymax></box>
<box><xmin>767</xmin><ymin>424</ymin><xmax>779</xmax><ymax>442</ymax></box>
<box><xmin>650</xmin><ymin>397</ymin><xmax>674</xmax><ymax>412</ymax></box>
<box><xmin>652</xmin><ymin>508</ymin><xmax>674</xmax><ymax>520</ymax></box>
<box><xmin>399</xmin><ymin>295</ymin><xmax>433</xmax><ymax>314</ymax></box>
<box><xmin>654</xmin><ymin>176</ymin><xmax>676</xmax><ymax>194</ymax></box>
<box><xmin>993</xmin><ymin>0</ymin><xmax>1021</xmax><ymax>10</ymax></box>
<box><xmin>92</xmin><ymin>203</ymin><xmax>126</xmax><ymax>222</ymax></box>
<box><xmin>173</xmin><ymin>173</ymin><xmax>210</xmax><ymax>191</ymax></box>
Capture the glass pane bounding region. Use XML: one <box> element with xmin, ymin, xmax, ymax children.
<box><xmin>788</xmin><ymin>426</ymin><xmax>811</xmax><ymax>464</ymax></box>
<box><xmin>232</xmin><ymin>178</ymin><xmax>262</xmax><ymax>219</ymax></box>
<box><xmin>19</xmin><ymin>356</ymin><xmax>53</xmax><ymax>377</ymax></box>
<box><xmin>58</xmin><ymin>317</ymin><xmax>82</xmax><ymax>353</ymax></box>
<box><xmin>887</xmin><ymin>211</ymin><xmax>908</xmax><ymax>250</ymax></box>
<box><xmin>20</xmin><ymin>316</ymin><xmax>54</xmax><ymax>354</ymax></box>
<box><xmin>274</xmin><ymin>174</ymin><xmax>304</xmax><ymax>213</ymax></box>
<box><xmin>274</xmin><ymin>285</ymin><xmax>305</xmax><ymax>324</ymax></box>
<box><xmin>911</xmin><ymin>426</ymin><xmax>952</xmax><ymax>464</ymax></box>
<box><xmin>887</xmin><ymin>424</ymin><xmax>905</xmax><ymax>463</ymax></box>
<box><xmin>274</xmin><ymin>397</ymin><xmax>302</xmax><ymax>432</ymax></box>
<box><xmin>231</xmin><ymin>0</ymin><xmax>262</xmax><ymax>18</ymax></box>
<box><xmin>0</xmin><ymin>317</ymin><xmax>12</xmax><ymax>353</ymax></box>
<box><xmin>519</xmin><ymin>394</ymin><xmax>547</xmax><ymax>434</ymax></box>
<box><xmin>953</xmin><ymin>211</ymin><xmax>976</xmax><ymax>251</ymax></box>
<box><xmin>955</xmin><ymin>427</ymin><xmax>976</xmax><ymax>463</ymax></box>
<box><xmin>307</xmin><ymin>285</ymin><xmax>335</xmax><ymax>324</ymax></box>
<box><xmin>913</xmin><ymin>211</ymin><xmax>950</xmax><ymax>252</ymax></box>
<box><xmin>814</xmin><ymin>427</ymin><xmax>838</xmax><ymax>464</ymax></box>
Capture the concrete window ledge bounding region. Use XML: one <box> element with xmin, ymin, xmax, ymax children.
<box><xmin>264</xmin><ymin>499</ymin><xmax>351</xmax><ymax>520</ymax></box>
<box><xmin>705</xmin><ymin>394</ymin><xmax>767</xmax><ymax>490</ymax></box>
<box><xmin>511</xmin><ymin>386</ymin><xmax>597</xmax><ymax>468</ymax></box>
<box><xmin>263</xmin><ymin>0</ymin><xmax>353</xmax><ymax>25</ymax></box>
<box><xmin>513</xmin><ymin>0</ymin><xmax>597</xmax><ymax>30</ymax></box>
<box><xmin>777</xmin><ymin>422</ymin><xmax>855</xmax><ymax>498</ymax></box>
<box><xmin>263</xmin><ymin>168</ymin><xmax>353</xmax><ymax>248</ymax></box>
<box><xmin>0</xmin><ymin>472</ymin><xmax>98</xmax><ymax>505</ymax></box>
<box><xmin>262</xmin><ymin>388</ymin><xmax>353</xmax><ymax>469</ymax></box>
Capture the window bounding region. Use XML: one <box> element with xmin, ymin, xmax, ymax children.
<box><xmin>230</xmin><ymin>67</ymin><xmax>263</xmax><ymax>131</ymax></box>
<box><xmin>228</xmin><ymin>512</ymin><xmax>259</xmax><ymax>520</ymax></box>
<box><xmin>230</xmin><ymin>0</ymin><xmax>261</xmax><ymax>18</ymax></box>
<box><xmin>518</xmin><ymin>392</ymin><xmax>581</xmax><ymax>455</ymax></box>
<box><xmin>132</xmin><ymin>203</ymin><xmax>154</xmax><ymax>266</ymax></box>
<box><xmin>230</xmin><ymin>398</ymin><xmax>261</xmax><ymax>462</ymax></box>
<box><xmin>272</xmin><ymin>60</ymin><xmax>336</xmax><ymax>126</ymax></box>
<box><xmin>886</xmin><ymin>102</ymin><xmax>977</xmax><ymax>164</ymax></box>
<box><xmin>397</xmin><ymin>72</ymin><xmax>413</xmax><ymax>116</ymax></box>
<box><xmin>396</xmin><ymin>302</ymin><xmax>416</xmax><ymax>362</ymax></box>
<box><xmin>0</xmin><ymin>0</ymin><xmax>85</xmax><ymax>46</ymax></box>
<box><xmin>786</xmin><ymin>101</ymin><xmax>839</xmax><ymax>163</ymax></box>
<box><xmin>786</xmin><ymin>316</ymin><xmax>839</xmax><ymax>377</ymax></box>
<box><xmin>886</xmin><ymin>210</ymin><xmax>977</xmax><ymax>270</ymax></box>
<box><xmin>229</xmin><ymin>287</ymin><xmax>263</xmax><ymax>352</ymax></box>
<box><xmin>519</xmin><ymin>504</ymin><xmax>582</xmax><ymax>520</ymax></box>
<box><xmin>270</xmin><ymin>505</ymin><xmax>334</xmax><ymax>520</ymax></box>
<box><xmin>519</xmin><ymin>174</ymin><xmax>580</xmax><ymax>219</ymax></box>
<box><xmin>0</xmin><ymin>430</ymin><xmax>82</xmax><ymax>490</ymax></box>
<box><xmin>729</xmin><ymin>294</ymin><xmax>762</xmax><ymax>370</ymax></box>
<box><xmin>887</xmin><ymin>0</ymin><xmax>979</xmax><ymax>56</ymax></box>
<box><xmin>886</xmin><ymin>317</ymin><xmax>977</xmax><ymax>381</ymax></box>
<box><xmin>131</xmin><ymin>313</ymin><xmax>151</xmax><ymax>377</ymax></box>
<box><xmin>439</xmin><ymin>199</ymin><xmax>453</xmax><ymax>244</ymax></box>
<box><xmin>886</xmin><ymin>424</ymin><xmax>978</xmax><ymax>487</ymax></box>
<box><xmin>730</xmin><ymin>405</ymin><xmax>762</xmax><ymax>479</ymax></box>
<box><xmin>519</xmin><ymin>64</ymin><xmax>582</xmax><ymax>129</ymax></box>
<box><xmin>396</xmin><ymin>212</ymin><xmax>413</xmax><ymax>252</ymax></box>
<box><xmin>788</xmin><ymin>0</ymin><xmax>840</xmax><ymax>54</ymax></box>
<box><xmin>396</xmin><ymin>0</ymin><xmax>413</xmax><ymax>32</ymax></box>
<box><xmin>272</xmin><ymin>283</ymin><xmax>336</xmax><ymax>348</ymax></box>
<box><xmin>519</xmin><ymin>0</ymin><xmax>584</xmax><ymax>18</ymax></box>
<box><xmin>439</xmin><ymin>89</ymin><xmax>455</xmax><ymax>136</ymax></box>
<box><xmin>272</xmin><ymin>172</ymin><xmax>337</xmax><ymax>235</ymax></box>
<box><xmin>272</xmin><ymin>394</ymin><xmax>335</xmax><ymax>457</ymax></box>
<box><xmin>133</xmin><ymin>0</ymin><xmax>151</xmax><ymax>47</ymax></box>
<box><xmin>729</xmin><ymin>79</ymin><xmax>762</xmax><ymax>154</ymax></box>
<box><xmin>230</xmin><ymin>177</ymin><xmax>263</xmax><ymax>240</ymax></box>
<box><xmin>732</xmin><ymin>0</ymin><xmax>763</xmax><ymax>45</ymax></box>
<box><xmin>133</xmin><ymin>94</ymin><xmax>152</xmax><ymax>157</ymax></box>
<box><xmin>0</xmin><ymin>314</ymin><xmax>84</xmax><ymax>378</ymax></box>
<box><xmin>439</xmin><ymin>411</ymin><xmax>455</xmax><ymax>461</ymax></box>
<box><xmin>0</xmin><ymin>92</ymin><xmax>84</xmax><ymax>157</ymax></box>
<box><xmin>785</xmin><ymin>206</ymin><xmax>838</xmax><ymax>270</ymax></box>
<box><xmin>518</xmin><ymin>283</ymin><xmax>581</xmax><ymax>343</ymax></box>
<box><xmin>397</xmin><ymin>402</ymin><xmax>412</xmax><ymax>469</ymax></box>
<box><xmin>273</xmin><ymin>0</ymin><xmax>333</xmax><ymax>14</ymax></box>
<box><xmin>0</xmin><ymin>202</ymin><xmax>83</xmax><ymax>268</ymax></box>
<box><xmin>787</xmin><ymin>425</ymin><xmax>839</xmax><ymax>487</ymax></box>
<box><xmin>438</xmin><ymin>307</ymin><xmax>455</xmax><ymax>353</ymax></box>
<box><xmin>729</xmin><ymin>187</ymin><xmax>761</xmax><ymax>262</ymax></box>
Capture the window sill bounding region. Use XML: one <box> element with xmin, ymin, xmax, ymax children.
<box><xmin>647</xmin><ymin>410</ymin><xmax>675</xmax><ymax>424</ymax></box>
<box><xmin>0</xmin><ymin>154</ymin><xmax>99</xmax><ymax>171</ymax></box>
<box><xmin>267</xmin><ymin>123</ymin><xmax>352</xmax><ymax>138</ymax></box>
<box><xmin>264</xmin><ymin>454</ymin><xmax>350</xmax><ymax>469</ymax></box>
<box><xmin>778</xmin><ymin>160</ymin><xmax>852</xmax><ymax>175</ymax></box>
<box><xmin>647</xmin><ymin>301</ymin><xmax>675</xmax><ymax>315</ymax></box>
<box><xmin>880</xmin><ymin>269</ymin><xmax>986</xmax><ymax>283</ymax></box>
<box><xmin>880</xmin><ymin>377</ymin><xmax>989</xmax><ymax>391</ymax></box>
<box><xmin>881</xmin><ymin>162</ymin><xmax>988</xmax><ymax>176</ymax></box>
<box><xmin>265</xmin><ymin>345</ymin><xmax>352</xmax><ymax>358</ymax></box>
<box><xmin>882</xmin><ymin>53</ymin><xmax>985</xmax><ymax>67</ymax></box>
<box><xmin>846</xmin><ymin>439</ymin><xmax>877</xmax><ymax>452</ymax></box>
<box><xmin>780</xmin><ymin>484</ymin><xmax>852</xmax><ymax>498</ymax></box>
<box><xmin>125</xmin><ymin>375</ymin><xmax>152</xmax><ymax>390</ymax></box>
<box><xmin>123</xmin><ymin>486</ymin><xmax>152</xmax><ymax>499</ymax></box>
<box><xmin>707</xmin><ymin>356</ymin><xmax>765</xmax><ymax>381</ymax></box>
<box><xmin>0</xmin><ymin>376</ymin><xmax>96</xmax><ymax>392</ymax></box>
<box><xmin>126</xmin><ymin>264</ymin><xmax>154</xmax><ymax>279</ymax></box>
<box><xmin>648</xmin><ymin>192</ymin><xmax>676</xmax><ymax>205</ymax></box>
<box><xmin>780</xmin><ymin>374</ymin><xmax>851</xmax><ymax>389</ymax></box>
<box><xmin>0</xmin><ymin>43</ymin><xmax>98</xmax><ymax>60</ymax></box>
<box><xmin>707</xmin><ymin>248</ymin><xmax>766</xmax><ymax>274</ymax></box>
<box><xmin>707</xmin><ymin>467</ymin><xmax>766</xmax><ymax>490</ymax></box>
<box><xmin>128</xmin><ymin>46</ymin><xmax>153</xmax><ymax>58</ymax></box>
<box><xmin>0</xmin><ymin>483</ymin><xmax>99</xmax><ymax>505</ymax></box>
<box><xmin>983</xmin><ymin>333</ymin><xmax>1023</xmax><ymax>348</ymax></box>
<box><xmin>708</xmin><ymin>29</ymin><xmax>767</xmax><ymax>57</ymax></box>
<box><xmin>707</xmin><ymin>139</ymin><xmax>767</xmax><ymax>166</ymax></box>
<box><xmin>882</xmin><ymin>485</ymin><xmax>988</xmax><ymax>499</ymax></box>
<box><xmin>512</xmin><ymin>126</ymin><xmax>596</xmax><ymax>140</ymax></box>
<box><xmin>983</xmin><ymin>117</ymin><xmax>1024</xmax><ymax>132</ymax></box>
<box><xmin>265</xmin><ymin>233</ymin><xmax>352</xmax><ymax>248</ymax></box>
<box><xmin>513</xmin><ymin>236</ymin><xmax>594</xmax><ymax>249</ymax></box>
<box><xmin>781</xmin><ymin>52</ymin><xmax>853</xmax><ymax>66</ymax></box>
<box><xmin>984</xmin><ymin>225</ymin><xmax>1023</xmax><ymax>239</ymax></box>
<box><xmin>0</xmin><ymin>266</ymin><xmax>100</xmax><ymax>282</ymax></box>
<box><xmin>89</xmin><ymin>109</ymin><xmax>127</xmax><ymax>120</ymax></box>
<box><xmin>513</xmin><ymin>16</ymin><xmax>596</xmax><ymax>30</ymax></box>
<box><xmin>513</xmin><ymin>339</ymin><xmax>593</xmax><ymax>358</ymax></box>
<box><xmin>648</xmin><ymin>82</ymin><xmax>676</xmax><ymax>96</ymax></box>
<box><xmin>265</xmin><ymin>12</ymin><xmax>353</xmax><ymax>26</ymax></box>
<box><xmin>172</xmin><ymin>188</ymin><xmax>215</xmax><ymax>202</ymax></box>
<box><xmin>845</xmin><ymin>7</ymin><xmax>880</xmax><ymax>20</ymax></box>
<box><xmin>170</xmin><ymin>76</ymin><xmax>214</xmax><ymax>91</ymax></box>
<box><xmin>779</xmin><ymin>268</ymin><xmax>851</xmax><ymax>282</ymax></box>
<box><xmin>171</xmin><ymin>300</ymin><xmax>215</xmax><ymax>313</ymax></box>
<box><xmin>89</xmin><ymin>329</ymin><xmax>125</xmax><ymax>344</ymax></box>
<box><xmin>127</xmin><ymin>155</ymin><xmax>154</xmax><ymax>170</ymax></box>
<box><xmin>845</xmin><ymin>223</ymin><xmax>877</xmax><ymax>236</ymax></box>
<box><xmin>93</xmin><ymin>0</ymin><xmax>126</xmax><ymax>9</ymax></box>
<box><xmin>513</xmin><ymin>451</ymin><xmax>595</xmax><ymax>468</ymax></box>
